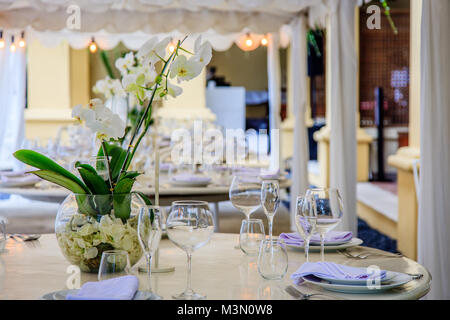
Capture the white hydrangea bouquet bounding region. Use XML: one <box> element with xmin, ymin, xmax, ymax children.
<box><xmin>13</xmin><ymin>36</ymin><xmax>212</xmax><ymax>272</ymax></box>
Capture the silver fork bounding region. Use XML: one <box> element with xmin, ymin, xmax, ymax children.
<box><xmin>338</xmin><ymin>249</ymin><xmax>402</xmax><ymax>259</ymax></box>
<box><xmin>285</xmin><ymin>285</ymin><xmax>335</xmax><ymax>300</ymax></box>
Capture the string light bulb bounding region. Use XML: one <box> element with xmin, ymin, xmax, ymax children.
<box><xmin>10</xmin><ymin>35</ymin><xmax>16</xmax><ymax>52</ymax></box>
<box><xmin>0</xmin><ymin>31</ymin><xmax>5</xmax><ymax>49</ymax></box>
<box><xmin>245</xmin><ymin>37</ymin><xmax>253</xmax><ymax>47</ymax></box>
<box><xmin>236</xmin><ymin>33</ymin><xmax>260</xmax><ymax>52</ymax></box>
<box><xmin>168</xmin><ymin>42</ymin><xmax>176</xmax><ymax>53</ymax></box>
<box><xmin>261</xmin><ymin>36</ymin><xmax>268</xmax><ymax>46</ymax></box>
<box><xmin>18</xmin><ymin>31</ymin><xmax>25</xmax><ymax>48</ymax></box>
<box><xmin>89</xmin><ymin>37</ymin><xmax>98</xmax><ymax>53</ymax></box>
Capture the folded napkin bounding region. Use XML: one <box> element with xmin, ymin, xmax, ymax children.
<box><xmin>172</xmin><ymin>174</ymin><xmax>211</xmax><ymax>183</ymax></box>
<box><xmin>279</xmin><ymin>231</ymin><xmax>353</xmax><ymax>246</ymax></box>
<box><xmin>291</xmin><ymin>262</ymin><xmax>387</xmax><ymax>284</ymax></box>
<box><xmin>260</xmin><ymin>169</ymin><xmax>281</xmax><ymax>180</ymax></box>
<box><xmin>66</xmin><ymin>275</ymin><xmax>139</xmax><ymax>300</ymax></box>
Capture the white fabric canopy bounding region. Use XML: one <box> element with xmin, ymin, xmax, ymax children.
<box><xmin>418</xmin><ymin>0</ymin><xmax>450</xmax><ymax>300</ymax></box>
<box><xmin>328</xmin><ymin>0</ymin><xmax>358</xmax><ymax>234</ymax></box>
<box><xmin>0</xmin><ymin>31</ymin><xmax>26</xmax><ymax>171</ymax></box>
<box><xmin>288</xmin><ymin>15</ymin><xmax>309</xmax><ymax>229</ymax></box>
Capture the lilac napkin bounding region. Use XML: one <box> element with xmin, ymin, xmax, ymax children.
<box><xmin>260</xmin><ymin>169</ymin><xmax>282</xmax><ymax>180</ymax></box>
<box><xmin>291</xmin><ymin>262</ymin><xmax>387</xmax><ymax>284</ymax></box>
<box><xmin>66</xmin><ymin>275</ymin><xmax>139</xmax><ymax>300</ymax></box>
<box><xmin>0</xmin><ymin>170</ymin><xmax>27</xmax><ymax>177</ymax></box>
<box><xmin>279</xmin><ymin>231</ymin><xmax>353</xmax><ymax>246</ymax></box>
<box><xmin>172</xmin><ymin>174</ymin><xmax>211</xmax><ymax>184</ymax></box>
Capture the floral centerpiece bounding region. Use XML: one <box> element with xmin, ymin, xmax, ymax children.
<box><xmin>13</xmin><ymin>36</ymin><xmax>212</xmax><ymax>272</ymax></box>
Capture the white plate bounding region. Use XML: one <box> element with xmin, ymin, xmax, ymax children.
<box><xmin>318</xmin><ymin>270</ymin><xmax>397</xmax><ymax>285</ymax></box>
<box><xmin>169</xmin><ymin>179</ymin><xmax>211</xmax><ymax>188</ymax></box>
<box><xmin>0</xmin><ymin>180</ymin><xmax>39</xmax><ymax>188</ymax></box>
<box><xmin>41</xmin><ymin>289</ymin><xmax>156</xmax><ymax>300</ymax></box>
<box><xmin>302</xmin><ymin>272</ymin><xmax>412</xmax><ymax>293</ymax></box>
<box><xmin>286</xmin><ymin>238</ymin><xmax>363</xmax><ymax>252</ymax></box>
<box><xmin>310</xmin><ymin>239</ymin><xmax>352</xmax><ymax>246</ymax></box>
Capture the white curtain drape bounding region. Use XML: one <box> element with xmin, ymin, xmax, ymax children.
<box><xmin>289</xmin><ymin>15</ymin><xmax>310</xmax><ymax>229</ymax></box>
<box><xmin>0</xmin><ymin>32</ymin><xmax>26</xmax><ymax>171</ymax></box>
<box><xmin>267</xmin><ymin>33</ymin><xmax>282</xmax><ymax>172</ymax></box>
<box><xmin>418</xmin><ymin>0</ymin><xmax>450</xmax><ymax>300</ymax></box>
<box><xmin>328</xmin><ymin>0</ymin><xmax>358</xmax><ymax>234</ymax></box>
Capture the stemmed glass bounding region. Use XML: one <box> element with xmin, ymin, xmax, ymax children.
<box><xmin>295</xmin><ymin>195</ymin><xmax>317</xmax><ymax>262</ymax></box>
<box><xmin>260</xmin><ymin>180</ymin><xmax>280</xmax><ymax>242</ymax></box>
<box><xmin>305</xmin><ymin>188</ymin><xmax>343</xmax><ymax>261</ymax></box>
<box><xmin>137</xmin><ymin>206</ymin><xmax>163</xmax><ymax>300</ymax></box>
<box><xmin>166</xmin><ymin>200</ymin><xmax>214</xmax><ymax>300</ymax></box>
<box><xmin>229</xmin><ymin>174</ymin><xmax>262</xmax><ymax>220</ymax></box>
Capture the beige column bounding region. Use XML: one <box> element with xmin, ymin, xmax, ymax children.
<box><xmin>26</xmin><ymin>40</ymin><xmax>90</xmax><ymax>142</ymax></box>
<box><xmin>312</xmin><ymin>7</ymin><xmax>372</xmax><ymax>187</ymax></box>
<box><xmin>387</xmin><ymin>0</ymin><xmax>422</xmax><ymax>260</ymax></box>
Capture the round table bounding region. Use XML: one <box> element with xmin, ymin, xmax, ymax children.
<box><xmin>0</xmin><ymin>233</ymin><xmax>431</xmax><ymax>300</ymax></box>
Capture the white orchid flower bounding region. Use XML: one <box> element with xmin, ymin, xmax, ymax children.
<box><xmin>169</xmin><ymin>55</ymin><xmax>202</xmax><ymax>82</ymax></box>
<box><xmin>166</xmin><ymin>81</ymin><xmax>183</xmax><ymax>98</ymax></box>
<box><xmin>193</xmin><ymin>36</ymin><xmax>212</xmax><ymax>67</ymax></box>
<box><xmin>115</xmin><ymin>52</ymin><xmax>135</xmax><ymax>76</ymax></box>
<box><xmin>137</xmin><ymin>36</ymin><xmax>170</xmax><ymax>65</ymax></box>
<box><xmin>72</xmin><ymin>99</ymin><xmax>126</xmax><ymax>140</ymax></box>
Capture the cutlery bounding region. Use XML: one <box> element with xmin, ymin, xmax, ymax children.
<box><xmin>285</xmin><ymin>285</ymin><xmax>337</xmax><ymax>300</ymax></box>
<box><xmin>406</xmin><ymin>273</ymin><xmax>423</xmax><ymax>280</ymax></box>
<box><xmin>338</xmin><ymin>249</ymin><xmax>402</xmax><ymax>260</ymax></box>
<box><xmin>9</xmin><ymin>234</ymin><xmax>41</xmax><ymax>241</ymax></box>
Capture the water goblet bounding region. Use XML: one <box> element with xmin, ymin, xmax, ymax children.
<box><xmin>239</xmin><ymin>219</ymin><xmax>265</xmax><ymax>256</ymax></box>
<box><xmin>137</xmin><ymin>206</ymin><xmax>163</xmax><ymax>299</ymax></box>
<box><xmin>229</xmin><ymin>174</ymin><xmax>262</xmax><ymax>220</ymax></box>
<box><xmin>166</xmin><ymin>200</ymin><xmax>214</xmax><ymax>300</ymax></box>
<box><xmin>306</xmin><ymin>188</ymin><xmax>344</xmax><ymax>261</ymax></box>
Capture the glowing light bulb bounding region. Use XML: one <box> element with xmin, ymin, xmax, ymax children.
<box><xmin>169</xmin><ymin>44</ymin><xmax>175</xmax><ymax>53</ymax></box>
<box><xmin>10</xmin><ymin>43</ymin><xmax>16</xmax><ymax>52</ymax></box>
<box><xmin>245</xmin><ymin>38</ymin><xmax>253</xmax><ymax>47</ymax></box>
<box><xmin>261</xmin><ymin>37</ymin><xmax>268</xmax><ymax>46</ymax></box>
<box><xmin>19</xmin><ymin>39</ymin><xmax>25</xmax><ymax>48</ymax></box>
<box><xmin>89</xmin><ymin>39</ymin><xmax>98</xmax><ymax>53</ymax></box>
<box><xmin>0</xmin><ymin>39</ymin><xmax>5</xmax><ymax>49</ymax></box>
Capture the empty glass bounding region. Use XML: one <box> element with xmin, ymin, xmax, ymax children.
<box><xmin>261</xmin><ymin>180</ymin><xmax>280</xmax><ymax>242</ymax></box>
<box><xmin>98</xmin><ymin>250</ymin><xmax>130</xmax><ymax>281</ymax></box>
<box><xmin>229</xmin><ymin>174</ymin><xmax>262</xmax><ymax>220</ymax></box>
<box><xmin>87</xmin><ymin>156</ymin><xmax>110</xmax><ymax>182</ymax></box>
<box><xmin>306</xmin><ymin>188</ymin><xmax>344</xmax><ymax>261</ymax></box>
<box><xmin>166</xmin><ymin>200</ymin><xmax>214</xmax><ymax>300</ymax></box>
<box><xmin>239</xmin><ymin>219</ymin><xmax>265</xmax><ymax>256</ymax></box>
<box><xmin>295</xmin><ymin>195</ymin><xmax>317</xmax><ymax>262</ymax></box>
<box><xmin>137</xmin><ymin>206</ymin><xmax>163</xmax><ymax>299</ymax></box>
<box><xmin>257</xmin><ymin>239</ymin><xmax>288</xmax><ymax>280</ymax></box>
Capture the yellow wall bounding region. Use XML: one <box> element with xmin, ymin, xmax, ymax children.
<box><xmin>25</xmin><ymin>40</ymin><xmax>89</xmax><ymax>142</ymax></box>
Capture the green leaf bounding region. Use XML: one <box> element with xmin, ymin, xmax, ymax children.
<box><xmin>78</xmin><ymin>168</ymin><xmax>110</xmax><ymax>195</ymax></box>
<box><xmin>74</xmin><ymin>162</ymin><xmax>97</xmax><ymax>175</ymax></box>
<box><xmin>14</xmin><ymin>150</ymin><xmax>89</xmax><ymax>193</ymax></box>
<box><xmin>31</xmin><ymin>170</ymin><xmax>87</xmax><ymax>194</ymax></box>
<box><xmin>113</xmin><ymin>178</ymin><xmax>135</xmax><ymax>220</ymax></box>
<box><xmin>133</xmin><ymin>191</ymin><xmax>152</xmax><ymax>206</ymax></box>
<box><xmin>120</xmin><ymin>171</ymin><xmax>141</xmax><ymax>180</ymax></box>
<box><xmin>98</xmin><ymin>142</ymin><xmax>127</xmax><ymax>182</ymax></box>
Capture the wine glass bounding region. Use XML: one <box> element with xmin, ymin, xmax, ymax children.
<box><xmin>87</xmin><ymin>156</ymin><xmax>110</xmax><ymax>181</ymax></box>
<box><xmin>229</xmin><ymin>174</ymin><xmax>262</xmax><ymax>220</ymax></box>
<box><xmin>98</xmin><ymin>250</ymin><xmax>130</xmax><ymax>281</ymax></box>
<box><xmin>305</xmin><ymin>188</ymin><xmax>343</xmax><ymax>261</ymax></box>
<box><xmin>166</xmin><ymin>200</ymin><xmax>215</xmax><ymax>300</ymax></box>
<box><xmin>137</xmin><ymin>206</ymin><xmax>163</xmax><ymax>299</ymax></box>
<box><xmin>260</xmin><ymin>180</ymin><xmax>280</xmax><ymax>242</ymax></box>
<box><xmin>295</xmin><ymin>195</ymin><xmax>317</xmax><ymax>262</ymax></box>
